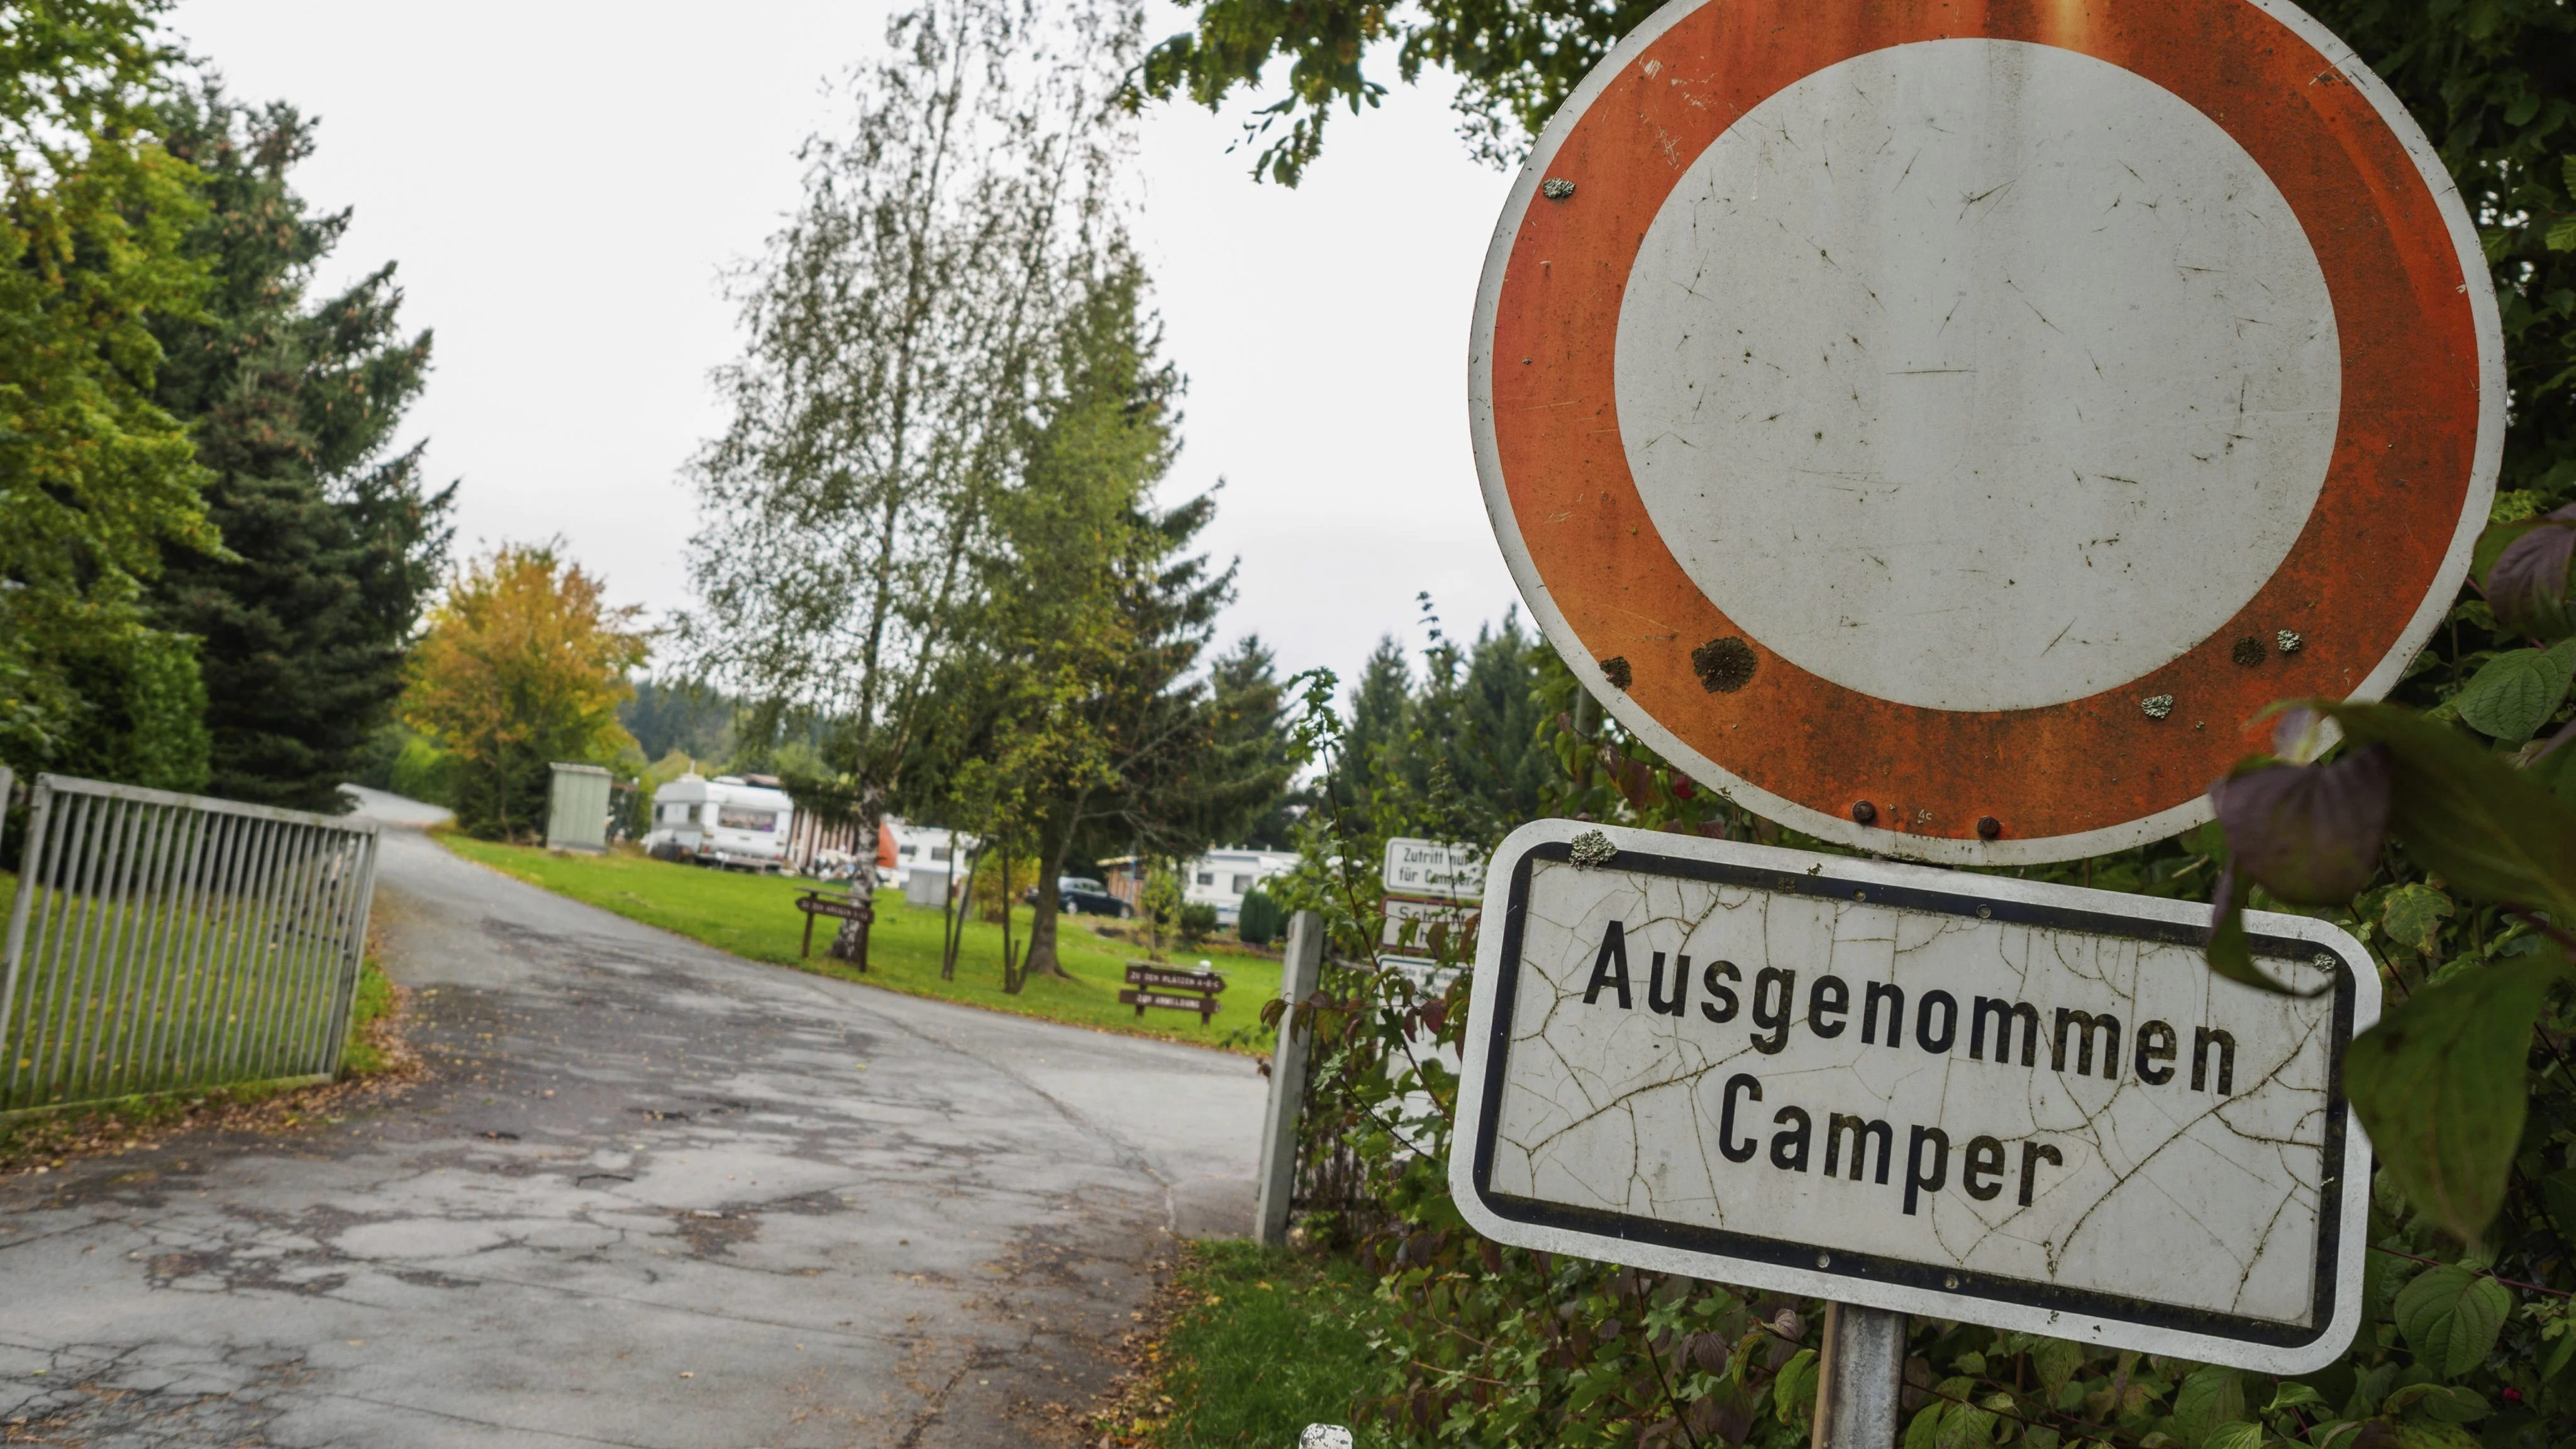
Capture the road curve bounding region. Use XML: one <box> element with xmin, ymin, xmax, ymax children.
<box><xmin>0</xmin><ymin>791</ymin><xmax>1263</xmax><ymax>1447</ymax></box>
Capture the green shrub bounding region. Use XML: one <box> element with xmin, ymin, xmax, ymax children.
<box><xmin>387</xmin><ymin>735</ymin><xmax>456</xmax><ymax>806</ymax></box>
<box><xmin>1237</xmin><ymin>888</ymin><xmax>1282</xmax><ymax>947</ymax></box>
<box><xmin>1179</xmin><ymin>901</ymin><xmax>1218</xmax><ymax>945</ymax></box>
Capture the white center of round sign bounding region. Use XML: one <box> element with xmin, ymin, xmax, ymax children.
<box><xmin>1616</xmin><ymin>38</ymin><xmax>2340</xmax><ymax>713</ymax></box>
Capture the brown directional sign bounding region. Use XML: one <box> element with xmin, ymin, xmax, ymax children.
<box><xmin>1119</xmin><ymin>963</ymin><xmax>1223</xmax><ymax>1024</ymax></box>
<box><xmin>1119</xmin><ymin>989</ymin><xmax>1221</xmax><ymax>1024</ymax></box>
<box><xmin>797</xmin><ymin>894</ymin><xmax>874</xmax><ymax>923</ymax></box>
<box><xmin>795</xmin><ymin>891</ymin><xmax>875</xmax><ymax>964</ymax></box>
<box><xmin>1124</xmin><ymin>963</ymin><xmax>1228</xmax><ymax>994</ymax></box>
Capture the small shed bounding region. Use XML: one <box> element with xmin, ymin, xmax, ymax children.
<box><xmin>547</xmin><ymin>763</ymin><xmax>614</xmax><ymax>852</ymax></box>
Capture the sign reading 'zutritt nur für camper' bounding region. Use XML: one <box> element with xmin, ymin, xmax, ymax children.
<box><xmin>1450</xmin><ymin>821</ymin><xmax>2378</xmax><ymax>1374</ymax></box>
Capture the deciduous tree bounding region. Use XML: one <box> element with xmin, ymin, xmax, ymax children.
<box><xmin>0</xmin><ymin>0</ymin><xmax>216</xmax><ymax>787</ymax></box>
<box><xmin>682</xmin><ymin>0</ymin><xmax>1137</xmax><ymax>967</ymax></box>
<box><xmin>401</xmin><ymin>544</ymin><xmax>648</xmax><ymax>840</ymax></box>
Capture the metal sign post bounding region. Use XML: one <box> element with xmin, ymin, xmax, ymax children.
<box><xmin>1455</xmin><ymin>0</ymin><xmax>2502</xmax><ymax>1436</ymax></box>
<box><xmin>1813</xmin><ymin>1304</ymin><xmax>1907</xmax><ymax>1449</ymax></box>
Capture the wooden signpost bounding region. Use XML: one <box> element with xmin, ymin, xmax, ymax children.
<box><xmin>1122</xmin><ymin>963</ymin><xmax>1224</xmax><ymax>1024</ymax></box>
<box><xmin>795</xmin><ymin>890</ymin><xmax>874</xmax><ymax>963</ymax></box>
<box><xmin>1457</xmin><ymin>0</ymin><xmax>2502</xmax><ymax>1440</ymax></box>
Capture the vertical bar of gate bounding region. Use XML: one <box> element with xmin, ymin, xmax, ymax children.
<box><xmin>202</xmin><ymin>814</ymin><xmax>279</xmax><ymax>1087</ymax></box>
<box><xmin>274</xmin><ymin>822</ymin><xmax>336</xmax><ymax>1076</ymax></box>
<box><xmin>31</xmin><ymin>791</ymin><xmax>107</xmax><ymax>1104</ymax></box>
<box><xmin>259</xmin><ymin>823</ymin><xmax>329</xmax><ymax>1077</ymax></box>
<box><xmin>0</xmin><ymin>778</ymin><xmax>55</xmax><ymax>1108</ymax></box>
<box><xmin>9</xmin><ymin>785</ymin><xmax>81</xmax><ymax>1112</ymax></box>
<box><xmin>293</xmin><ymin>829</ymin><xmax>361</xmax><ymax>1075</ymax></box>
<box><xmin>79</xmin><ymin>789</ymin><xmax>160</xmax><ymax>1093</ymax></box>
<box><xmin>98</xmin><ymin>799</ymin><xmax>179</xmax><ymax>1099</ymax></box>
<box><xmin>180</xmin><ymin>810</ymin><xmax>251</xmax><ymax>1091</ymax></box>
<box><xmin>46</xmin><ymin>789</ymin><xmax>128</xmax><ymax>1104</ymax></box>
<box><xmin>227</xmin><ymin>818</ymin><xmax>303</xmax><ymax>1081</ymax></box>
<box><xmin>318</xmin><ymin>830</ymin><xmax>381</xmax><ymax>1078</ymax></box>
<box><xmin>128</xmin><ymin>802</ymin><xmax>203</xmax><ymax>1096</ymax></box>
<box><xmin>295</xmin><ymin>826</ymin><xmax>360</xmax><ymax>1074</ymax></box>
<box><xmin>136</xmin><ymin>808</ymin><xmax>214</xmax><ymax>1095</ymax></box>
<box><xmin>19</xmin><ymin>789</ymin><xmax>87</xmax><ymax>1104</ymax></box>
<box><xmin>211</xmin><ymin>814</ymin><xmax>287</xmax><ymax>1082</ymax></box>
<box><xmin>239</xmin><ymin>821</ymin><xmax>302</xmax><ymax>1078</ymax></box>
<box><xmin>72</xmin><ymin>789</ymin><xmax>148</xmax><ymax>1093</ymax></box>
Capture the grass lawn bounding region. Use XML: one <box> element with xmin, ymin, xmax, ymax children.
<box><xmin>1104</xmin><ymin>1240</ymin><xmax>1385</xmax><ymax>1448</ymax></box>
<box><xmin>434</xmin><ymin>836</ymin><xmax>1283</xmax><ymax>1052</ymax></box>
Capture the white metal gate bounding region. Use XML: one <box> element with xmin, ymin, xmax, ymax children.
<box><xmin>0</xmin><ymin>772</ymin><xmax>380</xmax><ymax>1119</ymax></box>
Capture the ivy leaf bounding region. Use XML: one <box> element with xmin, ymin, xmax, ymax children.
<box><xmin>2035</xmin><ymin>1338</ymin><xmax>2087</xmax><ymax>1401</ymax></box>
<box><xmin>2265</xmin><ymin>1382</ymin><xmax>2328</xmax><ymax>1416</ymax></box>
<box><xmin>2176</xmin><ymin>1365</ymin><xmax>2253</xmax><ymax>1448</ymax></box>
<box><xmin>2380</xmin><ymin>884</ymin><xmax>2456</xmax><ymax>957</ymax></box>
<box><xmin>1936</xmin><ymin>1402</ymin><xmax>1999</xmax><ymax>1449</ymax></box>
<box><xmin>2451</xmin><ymin>641</ymin><xmax>2576</xmax><ymax>743</ymax></box>
<box><xmin>1906</xmin><ymin>1402</ymin><xmax>1949</xmax><ymax>1449</ymax></box>
<box><xmin>2206</xmin><ymin>1424</ymin><xmax>2268</xmax><ymax>1449</ymax></box>
<box><xmin>2346</xmin><ymin>955</ymin><xmax>2569</xmax><ymax>1242</ymax></box>
<box><xmin>2393</xmin><ymin>1266</ymin><xmax>2514</xmax><ymax>1377</ymax></box>
<box><xmin>1772</xmin><ymin>1348</ymin><xmax>1819</xmax><ymax>1426</ymax></box>
<box><xmin>2545</xmin><ymin>1165</ymin><xmax>2576</xmax><ymax>1234</ymax></box>
<box><xmin>2486</xmin><ymin>510</ymin><xmax>2576</xmax><ymax>640</ymax></box>
<box><xmin>2381</xmin><ymin>1380</ymin><xmax>2493</xmax><ymax>1421</ymax></box>
<box><xmin>2318</xmin><ymin>702</ymin><xmax>2576</xmax><ymax>921</ymax></box>
<box><xmin>2208</xmin><ymin>748</ymin><xmax>2394</xmax><ymax>904</ymax></box>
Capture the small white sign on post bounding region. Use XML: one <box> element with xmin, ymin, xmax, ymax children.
<box><xmin>1453</xmin><ymin>820</ymin><xmax>2376</xmax><ymax>1374</ymax></box>
<box><xmin>1382</xmin><ymin>838</ymin><xmax>1485</xmax><ymax>902</ymax></box>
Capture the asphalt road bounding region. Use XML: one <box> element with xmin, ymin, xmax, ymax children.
<box><xmin>1</xmin><ymin>790</ymin><xmax>1265</xmax><ymax>1447</ymax></box>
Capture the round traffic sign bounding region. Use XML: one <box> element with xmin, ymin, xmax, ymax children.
<box><xmin>1473</xmin><ymin>0</ymin><xmax>2501</xmax><ymax>865</ymax></box>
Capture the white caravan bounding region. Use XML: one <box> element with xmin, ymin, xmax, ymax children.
<box><xmin>1184</xmin><ymin>848</ymin><xmax>1301</xmax><ymax>926</ymax></box>
<box><xmin>642</xmin><ymin>774</ymin><xmax>796</xmax><ymax>871</ymax></box>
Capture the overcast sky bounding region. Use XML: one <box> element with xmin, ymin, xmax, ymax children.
<box><xmin>164</xmin><ymin>1</ymin><xmax>1524</xmax><ymax>688</ymax></box>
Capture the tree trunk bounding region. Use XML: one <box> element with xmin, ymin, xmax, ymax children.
<box><xmin>1000</xmin><ymin>848</ymin><xmax>1022</xmax><ymax>994</ymax></box>
<box><xmin>940</xmin><ymin>837</ymin><xmax>980</xmax><ymax>981</ymax></box>
<box><xmin>827</xmin><ymin>780</ymin><xmax>886</xmax><ymax>969</ymax></box>
<box><xmin>1022</xmin><ymin>808</ymin><xmax>1080</xmax><ymax>980</ymax></box>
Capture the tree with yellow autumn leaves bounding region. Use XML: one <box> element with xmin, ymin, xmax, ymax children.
<box><xmin>401</xmin><ymin>543</ymin><xmax>649</xmax><ymax>840</ymax></box>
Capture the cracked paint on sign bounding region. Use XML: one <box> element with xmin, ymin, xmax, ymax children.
<box><xmin>1453</xmin><ymin>819</ymin><xmax>2375</xmax><ymax>1374</ymax></box>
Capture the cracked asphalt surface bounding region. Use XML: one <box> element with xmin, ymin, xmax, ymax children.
<box><xmin>1</xmin><ymin>790</ymin><xmax>1264</xmax><ymax>1446</ymax></box>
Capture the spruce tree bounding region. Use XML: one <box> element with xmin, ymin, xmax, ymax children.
<box><xmin>147</xmin><ymin>88</ymin><xmax>451</xmax><ymax>811</ymax></box>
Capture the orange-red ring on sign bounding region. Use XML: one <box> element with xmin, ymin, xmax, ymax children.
<box><xmin>1488</xmin><ymin>0</ymin><xmax>2480</xmax><ymax>848</ymax></box>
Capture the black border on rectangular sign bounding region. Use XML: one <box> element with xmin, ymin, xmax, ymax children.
<box><xmin>1466</xmin><ymin>840</ymin><xmax>2360</xmax><ymax>1352</ymax></box>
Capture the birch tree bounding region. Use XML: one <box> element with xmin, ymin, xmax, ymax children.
<box><xmin>680</xmin><ymin>0</ymin><xmax>1135</xmax><ymax>965</ymax></box>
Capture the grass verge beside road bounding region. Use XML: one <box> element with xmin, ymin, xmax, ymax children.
<box><xmin>1094</xmin><ymin>1240</ymin><xmax>1384</xmax><ymax>1448</ymax></box>
<box><xmin>434</xmin><ymin>835</ymin><xmax>1282</xmax><ymax>1052</ymax></box>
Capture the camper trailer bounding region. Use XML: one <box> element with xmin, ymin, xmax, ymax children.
<box><xmin>641</xmin><ymin>774</ymin><xmax>796</xmax><ymax>872</ymax></box>
<box><xmin>1184</xmin><ymin>848</ymin><xmax>1301</xmax><ymax>926</ymax></box>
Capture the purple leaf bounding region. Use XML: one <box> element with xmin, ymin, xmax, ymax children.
<box><xmin>2489</xmin><ymin>518</ymin><xmax>2576</xmax><ymax>640</ymax></box>
<box><xmin>2207</xmin><ymin>745</ymin><xmax>2393</xmax><ymax>905</ymax></box>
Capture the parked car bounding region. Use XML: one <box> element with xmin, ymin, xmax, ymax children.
<box><xmin>1022</xmin><ymin>875</ymin><xmax>1131</xmax><ymax>917</ymax></box>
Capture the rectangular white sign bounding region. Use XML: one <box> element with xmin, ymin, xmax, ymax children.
<box><xmin>1382</xmin><ymin>895</ymin><xmax>1481</xmax><ymax>953</ymax></box>
<box><xmin>1453</xmin><ymin>821</ymin><xmax>2375</xmax><ymax>1373</ymax></box>
<box><xmin>1383</xmin><ymin>838</ymin><xmax>1485</xmax><ymax>902</ymax></box>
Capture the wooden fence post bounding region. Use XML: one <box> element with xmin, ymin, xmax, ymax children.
<box><xmin>1255</xmin><ymin>908</ymin><xmax>1325</xmax><ymax>1246</ymax></box>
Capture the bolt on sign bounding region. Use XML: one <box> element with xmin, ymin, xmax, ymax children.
<box><xmin>1453</xmin><ymin>822</ymin><xmax>2376</xmax><ymax>1372</ymax></box>
<box><xmin>1472</xmin><ymin>0</ymin><xmax>2504</xmax><ymax>865</ymax></box>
